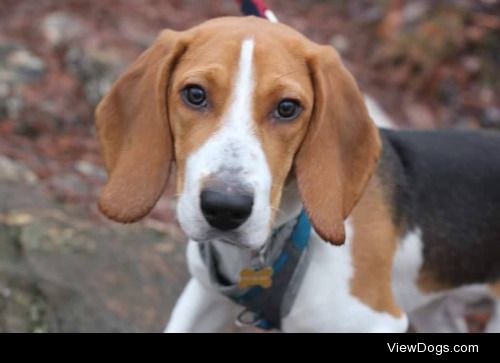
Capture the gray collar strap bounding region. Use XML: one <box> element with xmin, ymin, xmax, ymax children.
<box><xmin>199</xmin><ymin>209</ymin><xmax>312</xmax><ymax>330</ymax></box>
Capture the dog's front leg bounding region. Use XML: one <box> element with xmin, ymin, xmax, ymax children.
<box><xmin>165</xmin><ymin>278</ymin><xmax>236</xmax><ymax>333</ymax></box>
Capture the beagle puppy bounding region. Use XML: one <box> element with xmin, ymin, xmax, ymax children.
<box><xmin>95</xmin><ymin>17</ymin><xmax>500</xmax><ymax>332</ymax></box>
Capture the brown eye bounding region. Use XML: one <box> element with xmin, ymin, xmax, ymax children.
<box><xmin>275</xmin><ymin>99</ymin><xmax>301</xmax><ymax>121</ymax></box>
<box><xmin>182</xmin><ymin>85</ymin><xmax>207</xmax><ymax>108</ymax></box>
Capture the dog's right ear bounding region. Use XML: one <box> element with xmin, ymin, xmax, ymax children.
<box><xmin>95</xmin><ymin>30</ymin><xmax>188</xmax><ymax>223</ymax></box>
<box><xmin>294</xmin><ymin>44</ymin><xmax>381</xmax><ymax>245</ymax></box>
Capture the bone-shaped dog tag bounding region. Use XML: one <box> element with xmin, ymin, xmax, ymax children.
<box><xmin>238</xmin><ymin>267</ymin><xmax>273</xmax><ymax>289</ymax></box>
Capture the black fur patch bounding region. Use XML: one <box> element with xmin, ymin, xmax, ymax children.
<box><xmin>380</xmin><ymin>129</ymin><xmax>500</xmax><ymax>287</ymax></box>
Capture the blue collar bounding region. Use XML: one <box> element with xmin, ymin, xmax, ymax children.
<box><xmin>200</xmin><ymin>209</ymin><xmax>312</xmax><ymax>330</ymax></box>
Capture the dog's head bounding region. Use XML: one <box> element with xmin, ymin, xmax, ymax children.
<box><xmin>95</xmin><ymin>17</ymin><xmax>381</xmax><ymax>249</ymax></box>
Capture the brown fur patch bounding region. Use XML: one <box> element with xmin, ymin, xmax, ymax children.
<box><xmin>294</xmin><ymin>44</ymin><xmax>382</xmax><ymax>245</ymax></box>
<box><xmin>95</xmin><ymin>30</ymin><xmax>188</xmax><ymax>223</ymax></box>
<box><xmin>489</xmin><ymin>282</ymin><xmax>500</xmax><ymax>298</ymax></box>
<box><xmin>417</xmin><ymin>270</ymin><xmax>454</xmax><ymax>294</ymax></box>
<box><xmin>251</xmin><ymin>36</ymin><xmax>314</xmax><ymax>223</ymax></box>
<box><xmin>349</xmin><ymin>175</ymin><xmax>404</xmax><ymax>318</ymax></box>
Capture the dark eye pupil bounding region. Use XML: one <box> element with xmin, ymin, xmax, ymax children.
<box><xmin>186</xmin><ymin>86</ymin><xmax>206</xmax><ymax>106</ymax></box>
<box><xmin>278</xmin><ymin>100</ymin><xmax>297</xmax><ymax>118</ymax></box>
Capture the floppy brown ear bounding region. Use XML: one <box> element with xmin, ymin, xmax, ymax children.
<box><xmin>295</xmin><ymin>45</ymin><xmax>381</xmax><ymax>245</ymax></box>
<box><xmin>95</xmin><ymin>30</ymin><xmax>188</xmax><ymax>223</ymax></box>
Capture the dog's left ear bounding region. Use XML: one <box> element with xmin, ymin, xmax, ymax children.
<box><xmin>295</xmin><ymin>45</ymin><xmax>381</xmax><ymax>245</ymax></box>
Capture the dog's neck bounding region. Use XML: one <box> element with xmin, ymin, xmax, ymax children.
<box><xmin>210</xmin><ymin>178</ymin><xmax>303</xmax><ymax>284</ymax></box>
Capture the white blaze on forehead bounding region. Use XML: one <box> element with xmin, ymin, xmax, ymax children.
<box><xmin>201</xmin><ymin>37</ymin><xmax>259</xmax><ymax>172</ymax></box>
<box><xmin>177</xmin><ymin>38</ymin><xmax>273</xmax><ymax>249</ymax></box>
<box><xmin>230</xmin><ymin>38</ymin><xmax>255</xmax><ymax>128</ymax></box>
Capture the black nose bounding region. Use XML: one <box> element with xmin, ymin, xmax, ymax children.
<box><xmin>200</xmin><ymin>188</ymin><xmax>254</xmax><ymax>231</ymax></box>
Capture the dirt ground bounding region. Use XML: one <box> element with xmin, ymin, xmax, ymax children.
<box><xmin>0</xmin><ymin>0</ymin><xmax>498</xmax><ymax>332</ymax></box>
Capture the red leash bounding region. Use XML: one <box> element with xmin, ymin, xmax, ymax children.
<box><xmin>236</xmin><ymin>0</ymin><xmax>278</xmax><ymax>22</ymax></box>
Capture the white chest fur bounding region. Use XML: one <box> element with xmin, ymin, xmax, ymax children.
<box><xmin>282</xmin><ymin>223</ymin><xmax>408</xmax><ymax>332</ymax></box>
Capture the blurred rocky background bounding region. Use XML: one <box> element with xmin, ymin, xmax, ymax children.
<box><xmin>0</xmin><ymin>0</ymin><xmax>498</xmax><ymax>332</ymax></box>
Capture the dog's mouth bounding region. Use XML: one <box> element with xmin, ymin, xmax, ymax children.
<box><xmin>191</xmin><ymin>232</ymin><xmax>250</xmax><ymax>249</ymax></box>
<box><xmin>191</xmin><ymin>230</ymin><xmax>266</xmax><ymax>251</ymax></box>
<box><xmin>218</xmin><ymin>237</ymin><xmax>252</xmax><ymax>249</ymax></box>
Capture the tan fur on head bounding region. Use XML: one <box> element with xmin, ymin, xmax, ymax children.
<box><xmin>294</xmin><ymin>45</ymin><xmax>381</xmax><ymax>245</ymax></box>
